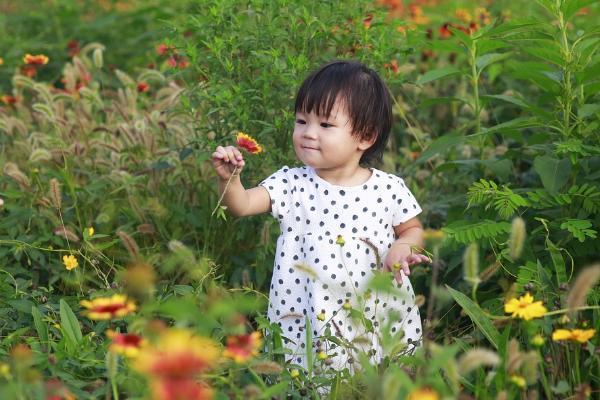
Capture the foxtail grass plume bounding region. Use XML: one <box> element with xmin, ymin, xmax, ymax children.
<box><xmin>54</xmin><ymin>226</ymin><xmax>80</xmax><ymax>242</ymax></box>
<box><xmin>463</xmin><ymin>242</ymin><xmax>480</xmax><ymax>285</ymax></box>
<box><xmin>92</xmin><ymin>48</ymin><xmax>103</xmax><ymax>68</ymax></box>
<box><xmin>3</xmin><ymin>162</ymin><xmax>30</xmax><ymax>189</ymax></box>
<box><xmin>566</xmin><ymin>264</ymin><xmax>600</xmax><ymax>318</ymax></box>
<box><xmin>509</xmin><ymin>217</ymin><xmax>526</xmax><ymax>260</ymax></box>
<box><xmin>117</xmin><ymin>230</ymin><xmax>140</xmax><ymax>260</ymax></box>
<box><xmin>49</xmin><ymin>178</ymin><xmax>62</xmax><ymax>209</ymax></box>
<box><xmin>457</xmin><ymin>348</ymin><xmax>500</xmax><ymax>375</ymax></box>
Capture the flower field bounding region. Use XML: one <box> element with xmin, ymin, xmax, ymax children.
<box><xmin>0</xmin><ymin>0</ymin><xmax>599</xmax><ymax>399</ymax></box>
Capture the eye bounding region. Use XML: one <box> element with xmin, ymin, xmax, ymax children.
<box><xmin>320</xmin><ymin>122</ymin><xmax>333</xmax><ymax>128</ymax></box>
<box><xmin>295</xmin><ymin>119</ymin><xmax>306</xmax><ymax>124</ymax></box>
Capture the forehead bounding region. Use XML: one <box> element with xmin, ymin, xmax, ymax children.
<box><xmin>297</xmin><ymin>97</ymin><xmax>349</xmax><ymax>119</ymax></box>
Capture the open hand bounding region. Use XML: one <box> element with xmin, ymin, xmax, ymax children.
<box><xmin>211</xmin><ymin>145</ymin><xmax>245</xmax><ymax>181</ymax></box>
<box><xmin>383</xmin><ymin>244</ymin><xmax>431</xmax><ymax>284</ymax></box>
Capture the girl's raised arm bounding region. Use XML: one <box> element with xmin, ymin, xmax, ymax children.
<box><xmin>211</xmin><ymin>145</ymin><xmax>271</xmax><ymax>217</ymax></box>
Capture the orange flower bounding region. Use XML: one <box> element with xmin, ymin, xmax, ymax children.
<box><xmin>137</xmin><ymin>82</ymin><xmax>150</xmax><ymax>93</ymax></box>
<box><xmin>223</xmin><ymin>332</ymin><xmax>262</xmax><ymax>363</ymax></box>
<box><xmin>80</xmin><ymin>294</ymin><xmax>136</xmax><ymax>320</ymax></box>
<box><xmin>236</xmin><ymin>132</ymin><xmax>263</xmax><ymax>154</ymax></box>
<box><xmin>20</xmin><ymin>65</ymin><xmax>38</xmax><ymax>78</ymax></box>
<box><xmin>439</xmin><ymin>23</ymin><xmax>453</xmax><ymax>39</ymax></box>
<box><xmin>45</xmin><ymin>378</ymin><xmax>76</xmax><ymax>400</ymax></box>
<box><xmin>363</xmin><ymin>15</ymin><xmax>373</xmax><ymax>29</ymax></box>
<box><xmin>177</xmin><ymin>59</ymin><xmax>190</xmax><ymax>69</ymax></box>
<box><xmin>167</xmin><ymin>57</ymin><xmax>178</xmax><ymax>68</ymax></box>
<box><xmin>407</xmin><ymin>386</ymin><xmax>439</xmax><ymax>400</ymax></box>
<box><xmin>23</xmin><ymin>54</ymin><xmax>49</xmax><ymax>65</ymax></box>
<box><xmin>384</xmin><ymin>59</ymin><xmax>399</xmax><ymax>75</ymax></box>
<box><xmin>151</xmin><ymin>379</ymin><xmax>213</xmax><ymax>400</ymax></box>
<box><xmin>475</xmin><ymin>7</ymin><xmax>491</xmax><ymax>25</ymax></box>
<box><xmin>107</xmin><ymin>330</ymin><xmax>147</xmax><ymax>358</ymax></box>
<box><xmin>455</xmin><ymin>9</ymin><xmax>472</xmax><ymax>23</ymax></box>
<box><xmin>410</xmin><ymin>5</ymin><xmax>429</xmax><ymax>25</ymax></box>
<box><xmin>156</xmin><ymin>43</ymin><xmax>174</xmax><ymax>56</ymax></box>
<box><xmin>134</xmin><ymin>328</ymin><xmax>220</xmax><ymax>378</ymax></box>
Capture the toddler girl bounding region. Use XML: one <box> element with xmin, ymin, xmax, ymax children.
<box><xmin>211</xmin><ymin>60</ymin><xmax>430</xmax><ymax>371</ymax></box>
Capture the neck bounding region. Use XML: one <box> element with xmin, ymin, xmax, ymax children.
<box><xmin>313</xmin><ymin>164</ymin><xmax>372</xmax><ymax>186</ymax></box>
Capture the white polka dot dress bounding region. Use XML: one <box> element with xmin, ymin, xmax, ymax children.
<box><xmin>259</xmin><ymin>165</ymin><xmax>423</xmax><ymax>371</ymax></box>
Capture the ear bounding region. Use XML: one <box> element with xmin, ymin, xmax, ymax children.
<box><xmin>357</xmin><ymin>134</ymin><xmax>377</xmax><ymax>151</ymax></box>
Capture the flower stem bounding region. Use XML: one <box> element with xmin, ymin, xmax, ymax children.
<box><xmin>211</xmin><ymin>166</ymin><xmax>239</xmax><ymax>217</ymax></box>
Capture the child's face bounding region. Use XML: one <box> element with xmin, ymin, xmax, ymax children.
<box><xmin>293</xmin><ymin>99</ymin><xmax>374</xmax><ymax>171</ymax></box>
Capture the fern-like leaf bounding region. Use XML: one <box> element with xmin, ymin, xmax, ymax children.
<box><xmin>442</xmin><ymin>220</ymin><xmax>512</xmax><ymax>244</ymax></box>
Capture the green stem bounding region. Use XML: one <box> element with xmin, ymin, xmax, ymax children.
<box><xmin>557</xmin><ymin>3</ymin><xmax>573</xmax><ymax>137</ymax></box>
<box><xmin>574</xmin><ymin>345</ymin><xmax>581</xmax><ymax>385</ymax></box>
<box><xmin>111</xmin><ymin>379</ymin><xmax>119</xmax><ymax>400</ymax></box>
<box><xmin>538</xmin><ymin>349</ymin><xmax>553</xmax><ymax>400</ymax></box>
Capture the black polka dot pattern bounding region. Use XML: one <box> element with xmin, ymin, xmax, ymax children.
<box><xmin>259</xmin><ymin>166</ymin><xmax>423</xmax><ymax>370</ymax></box>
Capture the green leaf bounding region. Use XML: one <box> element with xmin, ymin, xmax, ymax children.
<box><xmin>305</xmin><ymin>316</ymin><xmax>313</xmax><ymax>376</ymax></box>
<box><xmin>31</xmin><ymin>306</ymin><xmax>49</xmax><ymax>345</ymax></box>
<box><xmin>533</xmin><ymin>156</ymin><xmax>572</xmax><ymax>193</ymax></box>
<box><xmin>416</xmin><ymin>67</ymin><xmax>462</xmax><ymax>85</ymax></box>
<box><xmin>546</xmin><ymin>239</ymin><xmax>568</xmax><ymax>285</ymax></box>
<box><xmin>59</xmin><ymin>299</ymin><xmax>82</xmax><ymax>347</ymax></box>
<box><xmin>446</xmin><ymin>286</ymin><xmax>500</xmax><ymax>349</ymax></box>
<box><xmin>476</xmin><ymin>53</ymin><xmax>511</xmax><ymax>72</ymax></box>
<box><xmin>416</xmin><ymin>134</ymin><xmax>464</xmax><ymax>163</ymax></box>
<box><xmin>442</xmin><ymin>220</ymin><xmax>511</xmax><ymax>244</ymax></box>
<box><xmin>578</xmin><ymin>104</ymin><xmax>600</xmax><ymax>119</ymax></box>
<box><xmin>562</xmin><ymin>0</ymin><xmax>598</xmax><ymax>22</ymax></box>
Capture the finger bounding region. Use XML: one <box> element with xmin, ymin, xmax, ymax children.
<box><xmin>394</xmin><ymin>270</ymin><xmax>403</xmax><ymax>284</ymax></box>
<box><xmin>402</xmin><ymin>260</ymin><xmax>410</xmax><ymax>276</ymax></box>
<box><xmin>233</xmin><ymin>147</ymin><xmax>244</xmax><ymax>161</ymax></box>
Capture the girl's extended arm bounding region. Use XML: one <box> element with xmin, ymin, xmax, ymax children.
<box><xmin>212</xmin><ymin>145</ymin><xmax>271</xmax><ymax>217</ymax></box>
<box><xmin>384</xmin><ymin>217</ymin><xmax>431</xmax><ymax>283</ymax></box>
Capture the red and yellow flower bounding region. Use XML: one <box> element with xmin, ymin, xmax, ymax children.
<box><xmin>236</xmin><ymin>132</ymin><xmax>263</xmax><ymax>154</ymax></box>
<box><xmin>107</xmin><ymin>330</ymin><xmax>147</xmax><ymax>358</ymax></box>
<box><xmin>407</xmin><ymin>386</ymin><xmax>440</xmax><ymax>400</ymax></box>
<box><xmin>23</xmin><ymin>54</ymin><xmax>49</xmax><ymax>65</ymax></box>
<box><xmin>80</xmin><ymin>294</ymin><xmax>136</xmax><ymax>320</ymax></box>
<box><xmin>151</xmin><ymin>379</ymin><xmax>213</xmax><ymax>400</ymax></box>
<box><xmin>223</xmin><ymin>332</ymin><xmax>262</xmax><ymax>363</ymax></box>
<box><xmin>137</xmin><ymin>82</ymin><xmax>150</xmax><ymax>93</ymax></box>
<box><xmin>1</xmin><ymin>95</ymin><xmax>18</xmax><ymax>106</ymax></box>
<box><xmin>134</xmin><ymin>328</ymin><xmax>220</xmax><ymax>378</ymax></box>
<box><xmin>552</xmin><ymin>328</ymin><xmax>596</xmax><ymax>343</ymax></box>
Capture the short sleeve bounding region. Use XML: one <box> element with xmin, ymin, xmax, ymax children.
<box><xmin>392</xmin><ymin>176</ymin><xmax>422</xmax><ymax>225</ymax></box>
<box><xmin>259</xmin><ymin>165</ymin><xmax>293</xmax><ymax>220</ymax></box>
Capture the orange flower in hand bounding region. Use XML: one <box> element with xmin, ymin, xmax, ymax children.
<box><xmin>236</xmin><ymin>132</ymin><xmax>263</xmax><ymax>154</ymax></box>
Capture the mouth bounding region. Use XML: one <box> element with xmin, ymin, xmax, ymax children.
<box><xmin>301</xmin><ymin>146</ymin><xmax>319</xmax><ymax>151</ymax></box>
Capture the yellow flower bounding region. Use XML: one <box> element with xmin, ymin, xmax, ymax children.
<box><xmin>531</xmin><ymin>334</ymin><xmax>545</xmax><ymax>347</ymax></box>
<box><xmin>0</xmin><ymin>363</ymin><xmax>10</xmax><ymax>379</ymax></box>
<box><xmin>504</xmin><ymin>293</ymin><xmax>547</xmax><ymax>320</ymax></box>
<box><xmin>87</xmin><ymin>227</ymin><xmax>94</xmax><ymax>237</ymax></box>
<box><xmin>317</xmin><ymin>351</ymin><xmax>327</xmax><ymax>360</ymax></box>
<box><xmin>335</xmin><ymin>235</ymin><xmax>345</xmax><ymax>246</ymax></box>
<box><xmin>62</xmin><ymin>254</ymin><xmax>78</xmax><ymax>271</ymax></box>
<box><xmin>316</xmin><ymin>311</ymin><xmax>326</xmax><ymax>321</ymax></box>
<box><xmin>80</xmin><ymin>294</ymin><xmax>136</xmax><ymax>320</ymax></box>
<box><xmin>510</xmin><ymin>374</ymin><xmax>526</xmax><ymax>388</ymax></box>
<box><xmin>455</xmin><ymin>9</ymin><xmax>472</xmax><ymax>23</ymax></box>
<box><xmin>290</xmin><ymin>369</ymin><xmax>300</xmax><ymax>378</ymax></box>
<box><xmin>0</xmin><ymin>57</ymin><xmax>3</xmax><ymax>66</ymax></box>
<box><xmin>406</xmin><ymin>387</ymin><xmax>439</xmax><ymax>400</ymax></box>
<box><xmin>552</xmin><ymin>328</ymin><xmax>595</xmax><ymax>343</ymax></box>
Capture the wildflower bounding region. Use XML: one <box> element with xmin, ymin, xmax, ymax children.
<box><xmin>223</xmin><ymin>332</ymin><xmax>262</xmax><ymax>363</ymax></box>
<box><xmin>0</xmin><ymin>57</ymin><xmax>3</xmax><ymax>65</ymax></box>
<box><xmin>317</xmin><ymin>351</ymin><xmax>328</xmax><ymax>360</ymax></box>
<box><xmin>384</xmin><ymin>59</ymin><xmax>399</xmax><ymax>75</ymax></box>
<box><xmin>509</xmin><ymin>374</ymin><xmax>526</xmax><ymax>388</ymax></box>
<box><xmin>336</xmin><ymin>235</ymin><xmax>345</xmax><ymax>246</ymax></box>
<box><xmin>1</xmin><ymin>95</ymin><xmax>18</xmax><ymax>105</ymax></box>
<box><xmin>177</xmin><ymin>58</ymin><xmax>189</xmax><ymax>69</ymax></box>
<box><xmin>21</xmin><ymin>65</ymin><xmax>37</xmax><ymax>78</ymax></box>
<box><xmin>407</xmin><ymin>386</ymin><xmax>439</xmax><ymax>400</ymax></box>
<box><xmin>475</xmin><ymin>7</ymin><xmax>491</xmax><ymax>25</ymax></box>
<box><xmin>409</xmin><ymin>5</ymin><xmax>429</xmax><ymax>25</ymax></box>
<box><xmin>236</xmin><ymin>132</ymin><xmax>263</xmax><ymax>154</ymax></box>
<box><xmin>531</xmin><ymin>334</ymin><xmax>545</xmax><ymax>347</ymax></box>
<box><xmin>552</xmin><ymin>328</ymin><xmax>596</xmax><ymax>343</ymax></box>
<box><xmin>45</xmin><ymin>378</ymin><xmax>76</xmax><ymax>400</ymax></box>
<box><xmin>137</xmin><ymin>82</ymin><xmax>149</xmax><ymax>93</ymax></box>
<box><xmin>62</xmin><ymin>254</ymin><xmax>78</xmax><ymax>271</ymax></box>
<box><xmin>151</xmin><ymin>379</ymin><xmax>213</xmax><ymax>400</ymax></box>
<box><xmin>107</xmin><ymin>330</ymin><xmax>146</xmax><ymax>358</ymax></box>
<box><xmin>455</xmin><ymin>9</ymin><xmax>472</xmax><ymax>23</ymax></box>
<box><xmin>363</xmin><ymin>14</ymin><xmax>373</xmax><ymax>29</ymax></box>
<box><xmin>0</xmin><ymin>363</ymin><xmax>10</xmax><ymax>379</ymax></box>
<box><xmin>439</xmin><ymin>23</ymin><xmax>453</xmax><ymax>39</ymax></box>
<box><xmin>23</xmin><ymin>54</ymin><xmax>49</xmax><ymax>65</ymax></box>
<box><xmin>290</xmin><ymin>369</ymin><xmax>300</xmax><ymax>378</ymax></box>
<box><xmin>80</xmin><ymin>294</ymin><xmax>136</xmax><ymax>320</ymax></box>
<box><xmin>67</xmin><ymin>39</ymin><xmax>80</xmax><ymax>57</ymax></box>
<box><xmin>87</xmin><ymin>227</ymin><xmax>94</xmax><ymax>237</ymax></box>
<box><xmin>317</xmin><ymin>310</ymin><xmax>326</xmax><ymax>321</ymax></box>
<box><xmin>156</xmin><ymin>43</ymin><xmax>174</xmax><ymax>56</ymax></box>
<box><xmin>343</xmin><ymin>300</ymin><xmax>352</xmax><ymax>310</ymax></box>
<box><xmin>504</xmin><ymin>293</ymin><xmax>547</xmax><ymax>321</ymax></box>
<box><xmin>134</xmin><ymin>328</ymin><xmax>219</xmax><ymax>377</ymax></box>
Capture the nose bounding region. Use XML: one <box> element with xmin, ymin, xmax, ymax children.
<box><xmin>301</xmin><ymin>124</ymin><xmax>318</xmax><ymax>140</ymax></box>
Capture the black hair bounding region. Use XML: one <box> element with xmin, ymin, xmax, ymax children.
<box><xmin>294</xmin><ymin>60</ymin><xmax>393</xmax><ymax>166</ymax></box>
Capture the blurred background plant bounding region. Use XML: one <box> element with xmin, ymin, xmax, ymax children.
<box><xmin>0</xmin><ymin>0</ymin><xmax>599</xmax><ymax>398</ymax></box>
